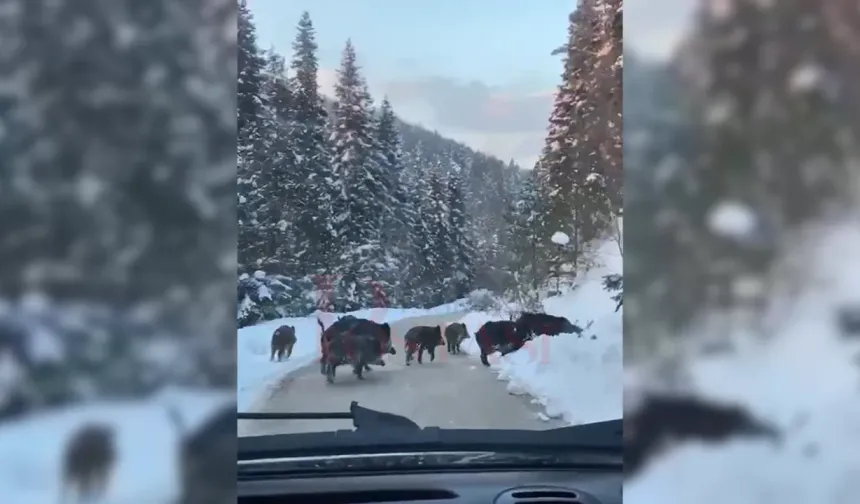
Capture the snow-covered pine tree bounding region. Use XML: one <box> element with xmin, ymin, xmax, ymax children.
<box><xmin>576</xmin><ymin>0</ymin><xmax>622</xmax><ymax>243</ymax></box>
<box><xmin>621</xmin><ymin>53</ymin><xmax>690</xmax><ymax>348</ymax></box>
<box><xmin>258</xmin><ymin>50</ymin><xmax>298</xmax><ymax>275</ymax></box>
<box><xmin>492</xmin><ymin>158</ymin><xmax>524</xmax><ymax>291</ymax></box>
<box><xmin>421</xmin><ymin>170</ymin><xmax>454</xmax><ymax>306</ymax></box>
<box><xmin>535</xmin><ymin>0</ymin><xmax>615</xmax><ymax>279</ymax></box>
<box><xmin>409</xmin><ymin>171</ymin><xmax>438</xmax><ymax>307</ymax></box>
<box><xmin>397</xmin><ymin>148</ymin><xmax>426</xmax><ymax>307</ymax></box>
<box><xmin>467</xmin><ymin>153</ymin><xmax>505</xmax><ymax>289</ymax></box>
<box><xmin>237</xmin><ymin>0</ymin><xmax>268</xmax><ymax>272</ymax></box>
<box><xmin>446</xmin><ymin>167</ymin><xmax>476</xmax><ymax>299</ymax></box>
<box><xmin>238</xmin><ymin>0</ymin><xmax>266</xmax><ymax>157</ymax></box>
<box><xmin>330</xmin><ymin>40</ymin><xmax>385</xmax><ymax>310</ymax></box>
<box><xmin>1</xmin><ymin>0</ymin><xmax>236</xmax><ymax>432</ymax></box>
<box><xmin>653</xmin><ymin>0</ymin><xmax>858</xmax><ymax>329</ymax></box>
<box><xmin>373</xmin><ymin>97</ymin><xmax>410</xmax><ymax>305</ymax></box>
<box><xmin>504</xmin><ymin>168</ymin><xmax>547</xmax><ymax>293</ymax></box>
<box><xmin>289</xmin><ymin>12</ymin><xmax>337</xmax><ymax>277</ymax></box>
<box><xmin>598</xmin><ymin>0</ymin><xmax>622</xmax><ymax>210</ymax></box>
<box><xmin>574</xmin><ymin>0</ymin><xmax>620</xmax><ymax>243</ymax></box>
<box><xmin>534</xmin><ymin>9</ymin><xmax>576</xmax><ymax>265</ymax></box>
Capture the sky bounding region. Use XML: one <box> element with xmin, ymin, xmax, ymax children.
<box><xmin>625</xmin><ymin>0</ymin><xmax>695</xmax><ymax>60</ymax></box>
<box><xmin>246</xmin><ymin>0</ymin><xmax>573</xmax><ymax>169</ymax></box>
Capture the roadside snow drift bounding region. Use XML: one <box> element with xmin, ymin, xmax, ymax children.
<box><xmin>626</xmin><ymin>218</ymin><xmax>860</xmax><ymax>504</ymax></box>
<box><xmin>236</xmin><ymin>301</ymin><xmax>468</xmax><ymax>411</ymax></box>
<box><xmin>0</xmin><ymin>387</ymin><xmax>231</xmax><ymax>504</ymax></box>
<box><xmin>460</xmin><ymin>236</ymin><xmax>623</xmax><ymax>425</ymax></box>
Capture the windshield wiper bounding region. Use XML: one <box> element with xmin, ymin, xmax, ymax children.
<box><xmin>238</xmin><ymin>401</ymin><xmax>420</xmax><ymax>430</ymax></box>
<box><xmin>238</xmin><ymin>405</ymin><xmax>622</xmax><ymax>460</ymax></box>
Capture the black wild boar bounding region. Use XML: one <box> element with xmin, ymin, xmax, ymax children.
<box><xmin>474</xmin><ymin>320</ymin><xmax>526</xmax><ymax>367</ymax></box>
<box><xmin>404</xmin><ymin>325</ymin><xmax>445</xmax><ymax>365</ymax></box>
<box><xmin>625</xmin><ymin>394</ymin><xmax>781</xmax><ymax>478</ymax></box>
<box><xmin>515</xmin><ymin>312</ymin><xmax>581</xmax><ymax>339</ymax></box>
<box><xmin>167</xmin><ymin>403</ymin><xmax>235</xmax><ymax>504</ymax></box>
<box><xmin>270</xmin><ymin>325</ymin><xmax>297</xmax><ymax>361</ymax></box>
<box><xmin>320</xmin><ymin>317</ymin><xmax>393</xmax><ymax>382</ymax></box>
<box><xmin>443</xmin><ymin>322</ymin><xmax>470</xmax><ymax>355</ymax></box>
<box><xmin>62</xmin><ymin>422</ymin><xmax>116</xmax><ymax>503</ymax></box>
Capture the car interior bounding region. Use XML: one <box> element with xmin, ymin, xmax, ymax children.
<box><xmin>239</xmin><ymin>469</ymin><xmax>622</xmax><ymax>504</ymax></box>
<box><xmin>238</xmin><ymin>404</ymin><xmax>621</xmax><ymax>504</ymax></box>
<box><xmin>238</xmin><ymin>466</ymin><xmax>623</xmax><ymax>504</ymax></box>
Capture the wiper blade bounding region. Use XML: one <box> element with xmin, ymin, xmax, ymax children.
<box><xmin>237</xmin><ymin>401</ymin><xmax>420</xmax><ymax>430</ymax></box>
<box><xmin>238</xmin><ymin>418</ymin><xmax>622</xmax><ymax>461</ymax></box>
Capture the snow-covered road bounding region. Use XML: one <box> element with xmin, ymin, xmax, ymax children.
<box><xmin>238</xmin><ymin>310</ymin><xmax>563</xmax><ymax>436</ymax></box>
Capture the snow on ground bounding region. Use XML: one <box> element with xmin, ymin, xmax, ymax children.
<box><xmin>459</xmin><ymin>236</ymin><xmax>623</xmax><ymax>425</ymax></box>
<box><xmin>237</xmin><ymin>228</ymin><xmax>624</xmax><ymax>424</ymax></box>
<box><xmin>236</xmin><ymin>300</ymin><xmax>468</xmax><ymax>411</ymax></box>
<box><xmin>626</xmin><ymin>217</ymin><xmax>860</xmax><ymax>504</ymax></box>
<box><xmin>0</xmin><ymin>386</ymin><xmax>231</xmax><ymax>504</ymax></box>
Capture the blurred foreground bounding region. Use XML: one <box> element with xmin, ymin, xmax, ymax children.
<box><xmin>0</xmin><ymin>388</ymin><xmax>231</xmax><ymax>504</ymax></box>
<box><xmin>0</xmin><ymin>0</ymin><xmax>237</xmax><ymax>502</ymax></box>
<box><xmin>625</xmin><ymin>1</ymin><xmax>860</xmax><ymax>502</ymax></box>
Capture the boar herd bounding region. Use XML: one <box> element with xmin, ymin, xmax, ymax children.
<box><xmin>402</xmin><ymin>323</ymin><xmax>470</xmax><ymax>365</ymax></box>
<box><xmin>269</xmin><ymin>311</ymin><xmax>583</xmax><ymax>383</ymax></box>
<box><xmin>474</xmin><ymin>312</ymin><xmax>582</xmax><ymax>367</ymax></box>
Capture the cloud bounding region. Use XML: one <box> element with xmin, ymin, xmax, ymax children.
<box><xmin>379</xmin><ymin>77</ymin><xmax>553</xmax><ymax>167</ymax></box>
<box><xmin>625</xmin><ymin>0</ymin><xmax>695</xmax><ymax>60</ymax></box>
<box><xmin>318</xmin><ymin>70</ymin><xmax>552</xmax><ymax>167</ymax></box>
<box><xmin>317</xmin><ymin>68</ymin><xmax>338</xmax><ymax>97</ymax></box>
<box><xmin>437</xmin><ymin>129</ymin><xmax>544</xmax><ymax>170</ymax></box>
<box><xmin>314</xmin><ymin>68</ymin><xmax>553</xmax><ymax>168</ymax></box>
<box><xmin>380</xmin><ymin>77</ymin><xmax>553</xmax><ymax>135</ymax></box>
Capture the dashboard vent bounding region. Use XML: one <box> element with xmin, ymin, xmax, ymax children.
<box><xmin>497</xmin><ymin>487</ymin><xmax>581</xmax><ymax>504</ymax></box>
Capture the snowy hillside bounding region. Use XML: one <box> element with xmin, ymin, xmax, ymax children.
<box><xmin>626</xmin><ymin>218</ymin><xmax>860</xmax><ymax>503</ymax></box>
<box><xmin>459</xmin><ymin>233</ymin><xmax>623</xmax><ymax>425</ymax></box>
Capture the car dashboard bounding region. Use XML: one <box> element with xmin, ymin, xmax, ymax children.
<box><xmin>238</xmin><ymin>467</ymin><xmax>622</xmax><ymax>504</ymax></box>
<box><xmin>237</xmin><ymin>410</ymin><xmax>623</xmax><ymax>504</ymax></box>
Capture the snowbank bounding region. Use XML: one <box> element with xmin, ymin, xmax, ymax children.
<box><xmin>459</xmin><ymin>236</ymin><xmax>623</xmax><ymax>425</ymax></box>
<box><xmin>626</xmin><ymin>218</ymin><xmax>860</xmax><ymax>503</ymax></box>
<box><xmin>0</xmin><ymin>387</ymin><xmax>231</xmax><ymax>504</ymax></box>
<box><xmin>236</xmin><ymin>300</ymin><xmax>469</xmax><ymax>411</ymax></box>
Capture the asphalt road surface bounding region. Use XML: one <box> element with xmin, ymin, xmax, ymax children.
<box><xmin>238</xmin><ymin>311</ymin><xmax>564</xmax><ymax>436</ymax></box>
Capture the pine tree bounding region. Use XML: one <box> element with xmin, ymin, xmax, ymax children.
<box><xmin>237</xmin><ymin>0</ymin><xmax>268</xmax><ymax>271</ymax></box>
<box><xmin>289</xmin><ymin>12</ymin><xmax>337</xmax><ymax>277</ymax></box>
<box><xmin>598</xmin><ymin>0</ymin><xmax>623</xmax><ymax>208</ymax></box>
<box><xmin>237</xmin><ymin>0</ymin><xmax>266</xmax><ymax>155</ymax></box>
<box><xmin>410</xmin><ymin>173</ymin><xmax>438</xmax><ymax>307</ymax></box>
<box><xmin>577</xmin><ymin>0</ymin><xmax>621</xmax><ymax>238</ymax></box>
<box><xmin>398</xmin><ymin>149</ymin><xmax>426</xmax><ymax>307</ymax></box>
<box><xmin>533</xmin><ymin>8</ymin><xmax>578</xmax><ymax>277</ymax></box>
<box><xmin>330</xmin><ymin>40</ymin><xmax>385</xmax><ymax>310</ymax></box>
<box><xmin>1</xmin><ymin>0</ymin><xmax>237</xmax><ymax>424</ymax></box>
<box><xmin>535</xmin><ymin>0</ymin><xmax>617</xmax><ymax>279</ymax></box>
<box><xmin>257</xmin><ymin>50</ymin><xmax>298</xmax><ymax>274</ymax></box>
<box><xmin>505</xmin><ymin>169</ymin><xmax>547</xmax><ymax>292</ymax></box>
<box><xmin>656</xmin><ymin>0</ymin><xmax>857</xmax><ymax>327</ymax></box>
<box><xmin>373</xmin><ymin>98</ymin><xmax>410</xmax><ymax>304</ymax></box>
<box><xmin>446</xmin><ymin>168</ymin><xmax>476</xmax><ymax>299</ymax></box>
<box><xmin>468</xmin><ymin>153</ymin><xmax>506</xmax><ymax>288</ymax></box>
<box><xmin>422</xmin><ymin>171</ymin><xmax>452</xmax><ymax>306</ymax></box>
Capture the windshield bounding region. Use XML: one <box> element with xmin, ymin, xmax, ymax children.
<box><xmin>236</xmin><ymin>0</ymin><xmax>622</xmax><ymax>448</ymax></box>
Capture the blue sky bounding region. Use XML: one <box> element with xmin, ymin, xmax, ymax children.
<box><xmin>626</xmin><ymin>0</ymin><xmax>694</xmax><ymax>60</ymax></box>
<box><xmin>246</xmin><ymin>0</ymin><xmax>573</xmax><ymax>168</ymax></box>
